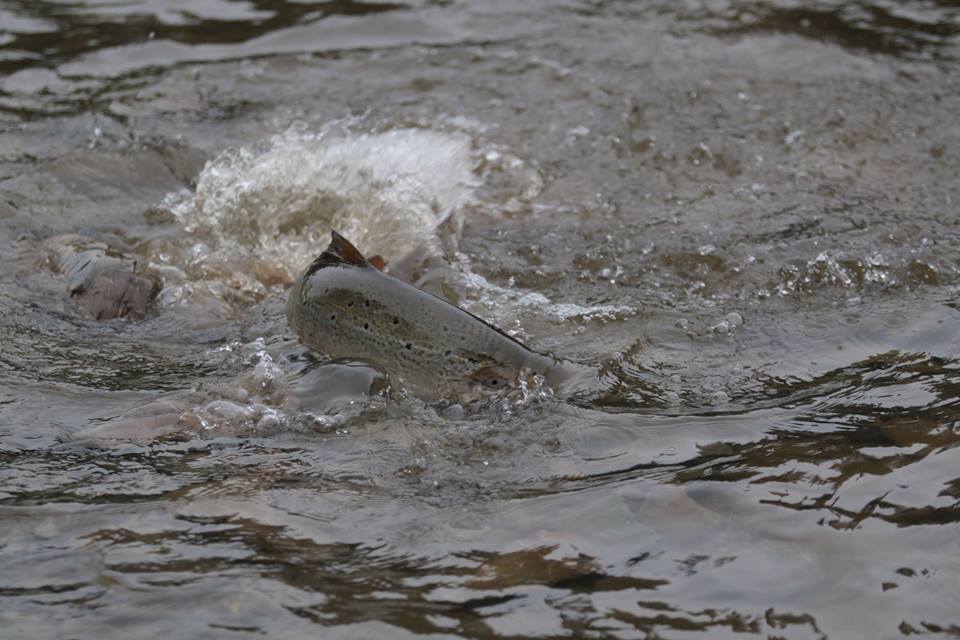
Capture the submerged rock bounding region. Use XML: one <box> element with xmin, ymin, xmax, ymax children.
<box><xmin>44</xmin><ymin>234</ymin><xmax>160</xmax><ymax>320</ymax></box>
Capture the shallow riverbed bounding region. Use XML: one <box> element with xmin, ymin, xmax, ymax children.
<box><xmin>1</xmin><ymin>1</ymin><xmax>960</xmax><ymax>638</ymax></box>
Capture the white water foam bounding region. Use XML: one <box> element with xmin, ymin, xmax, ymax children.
<box><xmin>453</xmin><ymin>252</ymin><xmax>634</xmax><ymax>325</ymax></box>
<box><xmin>156</xmin><ymin>120</ymin><xmax>619</xmax><ymax>334</ymax></box>
<box><xmin>171</xmin><ymin>124</ymin><xmax>479</xmax><ymax>286</ymax></box>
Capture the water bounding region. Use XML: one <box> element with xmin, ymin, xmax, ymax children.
<box><xmin>2</xmin><ymin>1</ymin><xmax>960</xmax><ymax>637</ymax></box>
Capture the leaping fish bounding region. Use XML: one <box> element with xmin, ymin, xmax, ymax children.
<box><xmin>287</xmin><ymin>231</ymin><xmax>572</xmax><ymax>400</ymax></box>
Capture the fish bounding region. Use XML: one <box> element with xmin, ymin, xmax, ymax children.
<box><xmin>44</xmin><ymin>234</ymin><xmax>159</xmax><ymax>320</ymax></box>
<box><xmin>287</xmin><ymin>231</ymin><xmax>572</xmax><ymax>400</ymax></box>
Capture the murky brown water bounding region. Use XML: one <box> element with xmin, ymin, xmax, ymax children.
<box><xmin>2</xmin><ymin>1</ymin><xmax>960</xmax><ymax>638</ymax></box>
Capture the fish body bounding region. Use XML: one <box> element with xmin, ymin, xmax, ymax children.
<box><xmin>44</xmin><ymin>234</ymin><xmax>159</xmax><ymax>320</ymax></box>
<box><xmin>287</xmin><ymin>232</ymin><xmax>567</xmax><ymax>399</ymax></box>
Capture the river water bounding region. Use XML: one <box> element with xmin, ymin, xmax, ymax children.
<box><xmin>1</xmin><ymin>1</ymin><xmax>959</xmax><ymax>638</ymax></box>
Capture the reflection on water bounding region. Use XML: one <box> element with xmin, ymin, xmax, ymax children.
<box><xmin>2</xmin><ymin>0</ymin><xmax>960</xmax><ymax>638</ymax></box>
<box><xmin>0</xmin><ymin>0</ymin><xmax>409</xmax><ymax>75</ymax></box>
<box><xmin>712</xmin><ymin>3</ymin><xmax>960</xmax><ymax>60</ymax></box>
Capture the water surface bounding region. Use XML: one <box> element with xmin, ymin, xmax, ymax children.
<box><xmin>1</xmin><ymin>1</ymin><xmax>960</xmax><ymax>638</ymax></box>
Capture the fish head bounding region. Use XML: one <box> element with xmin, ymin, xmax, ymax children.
<box><xmin>287</xmin><ymin>231</ymin><xmax>381</xmax><ymax>355</ymax></box>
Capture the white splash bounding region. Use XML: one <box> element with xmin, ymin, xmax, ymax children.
<box><xmin>455</xmin><ymin>255</ymin><xmax>633</xmax><ymax>324</ymax></box>
<box><xmin>173</xmin><ymin>123</ymin><xmax>479</xmax><ymax>282</ymax></box>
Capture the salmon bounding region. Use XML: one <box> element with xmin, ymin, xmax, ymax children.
<box><xmin>44</xmin><ymin>234</ymin><xmax>160</xmax><ymax>320</ymax></box>
<box><xmin>287</xmin><ymin>231</ymin><xmax>569</xmax><ymax>400</ymax></box>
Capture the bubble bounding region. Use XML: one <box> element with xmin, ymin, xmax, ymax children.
<box><xmin>33</xmin><ymin>522</ymin><xmax>59</xmax><ymax>539</ymax></box>
<box><xmin>711</xmin><ymin>320</ymin><xmax>731</xmax><ymax>334</ymax></box>
<box><xmin>195</xmin><ymin>399</ymin><xmax>257</xmax><ymax>430</ymax></box>
<box><xmin>252</xmin><ymin>352</ymin><xmax>286</xmax><ymax>394</ymax></box>
<box><xmin>442</xmin><ymin>404</ymin><xmax>465</xmax><ymax>419</ymax></box>
<box><xmin>710</xmin><ymin>390</ymin><xmax>730</xmax><ymax>404</ymax></box>
<box><xmin>710</xmin><ymin>314</ymin><xmax>742</xmax><ymax>334</ymax></box>
<box><xmin>725</xmin><ymin>312</ymin><xmax>744</xmax><ymax>328</ymax></box>
<box><xmin>240</xmin><ymin>338</ymin><xmax>268</xmax><ymax>362</ymax></box>
<box><xmin>256</xmin><ymin>410</ymin><xmax>281</xmax><ymax>430</ymax></box>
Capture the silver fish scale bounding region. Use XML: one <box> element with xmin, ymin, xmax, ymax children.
<box><xmin>287</xmin><ymin>261</ymin><xmax>556</xmax><ymax>397</ymax></box>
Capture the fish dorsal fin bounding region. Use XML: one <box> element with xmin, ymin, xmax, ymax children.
<box><xmin>305</xmin><ymin>231</ymin><xmax>370</xmax><ymax>275</ymax></box>
<box><xmin>327</xmin><ymin>231</ymin><xmax>368</xmax><ymax>266</ymax></box>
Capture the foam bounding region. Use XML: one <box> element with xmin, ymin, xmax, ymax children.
<box><xmin>173</xmin><ymin>124</ymin><xmax>479</xmax><ymax>283</ymax></box>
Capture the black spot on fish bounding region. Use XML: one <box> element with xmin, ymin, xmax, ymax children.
<box><xmin>330</xmin><ymin>314</ymin><xmax>336</xmax><ymax>322</ymax></box>
<box><xmin>405</xmin><ymin>343</ymin><xmax>412</xmax><ymax>350</ymax></box>
<box><xmin>392</xmin><ymin>317</ymin><xmax>400</xmax><ymax>325</ymax></box>
<box><xmin>363</xmin><ymin>323</ymin><xmax>370</xmax><ymax>330</ymax></box>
